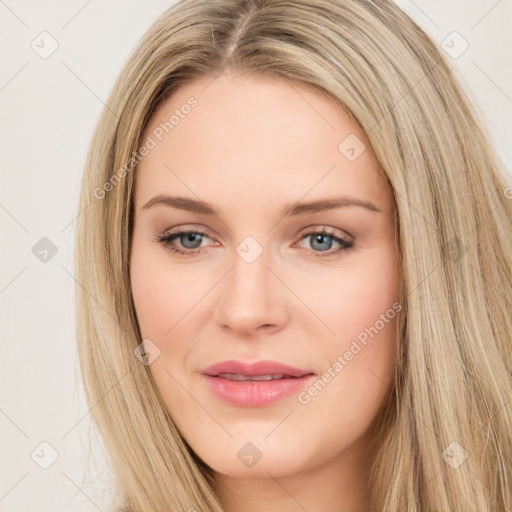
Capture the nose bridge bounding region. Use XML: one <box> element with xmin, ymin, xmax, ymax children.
<box><xmin>214</xmin><ymin>237</ymin><xmax>286</xmax><ymax>334</ymax></box>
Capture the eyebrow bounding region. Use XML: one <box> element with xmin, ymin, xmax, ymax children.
<box><xmin>141</xmin><ymin>194</ymin><xmax>382</xmax><ymax>216</ymax></box>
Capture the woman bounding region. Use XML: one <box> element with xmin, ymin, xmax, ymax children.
<box><xmin>75</xmin><ymin>0</ymin><xmax>512</xmax><ymax>510</ymax></box>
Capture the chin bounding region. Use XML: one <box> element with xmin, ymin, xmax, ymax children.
<box><xmin>193</xmin><ymin>439</ymin><xmax>310</xmax><ymax>478</ymax></box>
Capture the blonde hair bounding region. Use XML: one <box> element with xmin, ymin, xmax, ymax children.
<box><xmin>75</xmin><ymin>0</ymin><xmax>512</xmax><ymax>510</ymax></box>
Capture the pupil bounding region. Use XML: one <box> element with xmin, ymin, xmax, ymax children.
<box><xmin>312</xmin><ymin>234</ymin><xmax>332</xmax><ymax>251</ymax></box>
<box><xmin>182</xmin><ymin>233</ymin><xmax>202</xmax><ymax>248</ymax></box>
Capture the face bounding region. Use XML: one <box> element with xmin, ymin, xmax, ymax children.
<box><xmin>130</xmin><ymin>71</ymin><xmax>400</xmax><ymax>483</ymax></box>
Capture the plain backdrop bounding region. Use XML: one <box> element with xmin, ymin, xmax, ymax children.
<box><xmin>0</xmin><ymin>1</ymin><xmax>511</xmax><ymax>511</ymax></box>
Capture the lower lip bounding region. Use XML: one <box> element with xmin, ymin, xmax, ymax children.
<box><xmin>203</xmin><ymin>374</ymin><xmax>316</xmax><ymax>407</ymax></box>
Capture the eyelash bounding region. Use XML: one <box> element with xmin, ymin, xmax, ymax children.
<box><xmin>153</xmin><ymin>227</ymin><xmax>354</xmax><ymax>259</ymax></box>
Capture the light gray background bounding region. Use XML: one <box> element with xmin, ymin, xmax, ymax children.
<box><xmin>1</xmin><ymin>1</ymin><xmax>511</xmax><ymax>511</ymax></box>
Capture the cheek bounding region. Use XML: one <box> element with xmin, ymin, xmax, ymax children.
<box><xmin>299</xmin><ymin>248</ymin><xmax>400</xmax><ymax>416</ymax></box>
<box><xmin>130</xmin><ymin>251</ymin><xmax>199</xmax><ymax>412</ymax></box>
<box><xmin>130</xmin><ymin>246</ymin><xmax>199</xmax><ymax>338</ymax></box>
<box><xmin>303</xmin><ymin>248</ymin><xmax>400</xmax><ymax>345</ymax></box>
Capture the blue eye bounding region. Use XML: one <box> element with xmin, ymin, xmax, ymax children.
<box><xmin>300</xmin><ymin>230</ymin><xmax>354</xmax><ymax>258</ymax></box>
<box><xmin>172</xmin><ymin>231</ymin><xmax>205</xmax><ymax>249</ymax></box>
<box><xmin>154</xmin><ymin>230</ymin><xmax>211</xmax><ymax>257</ymax></box>
<box><xmin>154</xmin><ymin>227</ymin><xmax>354</xmax><ymax>258</ymax></box>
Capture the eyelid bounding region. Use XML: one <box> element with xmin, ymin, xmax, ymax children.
<box><xmin>297</xmin><ymin>224</ymin><xmax>353</xmax><ymax>241</ymax></box>
<box><xmin>159</xmin><ymin>224</ymin><xmax>216</xmax><ymax>240</ymax></box>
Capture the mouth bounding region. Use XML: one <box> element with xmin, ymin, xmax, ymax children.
<box><xmin>215</xmin><ymin>373</ymin><xmax>302</xmax><ymax>381</ymax></box>
<box><xmin>201</xmin><ymin>360</ymin><xmax>316</xmax><ymax>407</ymax></box>
<box><xmin>202</xmin><ymin>359</ymin><xmax>314</xmax><ymax>378</ymax></box>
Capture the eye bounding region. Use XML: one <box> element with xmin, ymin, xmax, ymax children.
<box><xmin>296</xmin><ymin>227</ymin><xmax>354</xmax><ymax>258</ymax></box>
<box><xmin>154</xmin><ymin>226</ymin><xmax>354</xmax><ymax>258</ymax></box>
<box><xmin>153</xmin><ymin>229</ymin><xmax>214</xmax><ymax>258</ymax></box>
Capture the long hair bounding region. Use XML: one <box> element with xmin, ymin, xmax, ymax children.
<box><xmin>74</xmin><ymin>0</ymin><xmax>512</xmax><ymax>510</ymax></box>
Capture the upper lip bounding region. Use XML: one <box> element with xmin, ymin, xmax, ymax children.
<box><xmin>202</xmin><ymin>360</ymin><xmax>314</xmax><ymax>378</ymax></box>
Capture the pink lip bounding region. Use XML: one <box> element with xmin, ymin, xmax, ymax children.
<box><xmin>202</xmin><ymin>359</ymin><xmax>313</xmax><ymax>378</ymax></box>
<box><xmin>202</xmin><ymin>360</ymin><xmax>316</xmax><ymax>407</ymax></box>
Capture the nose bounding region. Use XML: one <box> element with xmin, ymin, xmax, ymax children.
<box><xmin>213</xmin><ymin>249</ymin><xmax>289</xmax><ymax>337</ymax></box>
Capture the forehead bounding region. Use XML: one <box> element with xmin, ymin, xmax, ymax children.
<box><xmin>134</xmin><ymin>72</ymin><xmax>392</xmax><ymax>215</ymax></box>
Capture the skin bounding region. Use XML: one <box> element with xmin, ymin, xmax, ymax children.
<box><xmin>130</xmin><ymin>69</ymin><xmax>400</xmax><ymax>512</ymax></box>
